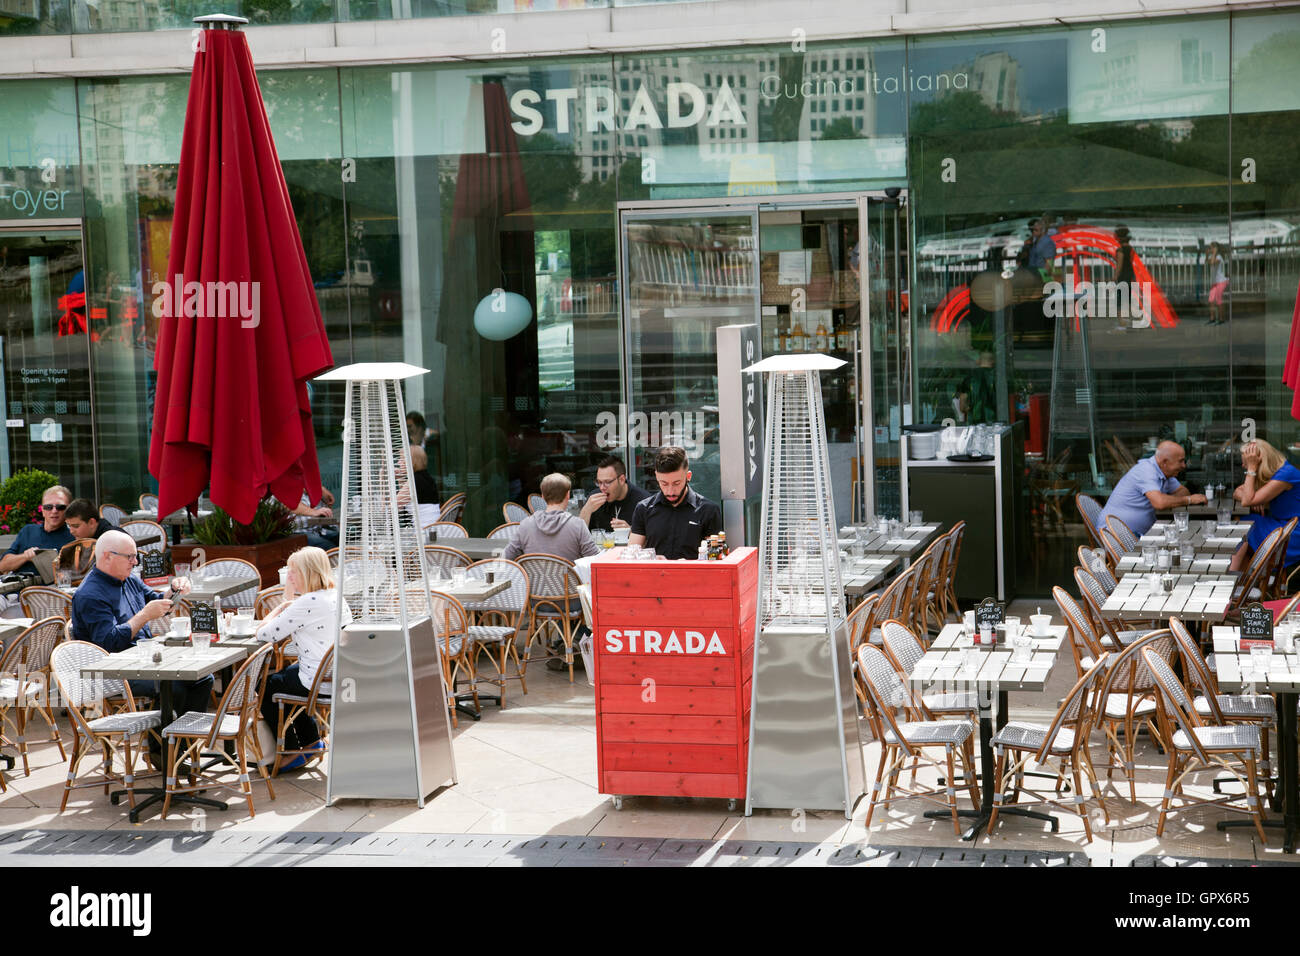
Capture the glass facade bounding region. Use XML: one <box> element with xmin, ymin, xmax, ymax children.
<box><xmin>1</xmin><ymin>10</ymin><xmax>1297</xmax><ymax>594</ymax></box>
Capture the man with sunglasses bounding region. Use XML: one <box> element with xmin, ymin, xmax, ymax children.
<box><xmin>0</xmin><ymin>484</ymin><xmax>74</xmax><ymax>576</ymax></box>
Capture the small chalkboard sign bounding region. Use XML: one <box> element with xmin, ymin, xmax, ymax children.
<box><xmin>975</xmin><ymin>597</ymin><xmax>1004</xmax><ymax>629</ymax></box>
<box><xmin>1240</xmin><ymin>601</ymin><xmax>1274</xmax><ymax>649</ymax></box>
<box><xmin>140</xmin><ymin>550</ymin><xmax>172</xmax><ymax>588</ymax></box>
<box><xmin>189</xmin><ymin>600</ymin><xmax>218</xmax><ymax>636</ymax></box>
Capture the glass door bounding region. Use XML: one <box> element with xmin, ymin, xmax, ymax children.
<box><xmin>621</xmin><ymin>207</ymin><xmax>760</xmax><ymax>504</ymax></box>
<box><xmin>0</xmin><ymin>226</ymin><xmax>96</xmax><ymax>496</ymax></box>
<box><xmin>857</xmin><ymin>192</ymin><xmax>910</xmax><ymax>520</ymax></box>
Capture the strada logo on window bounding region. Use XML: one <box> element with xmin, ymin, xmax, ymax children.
<box><xmin>510</xmin><ymin>81</ymin><xmax>747</xmax><ymax>137</ymax></box>
<box><xmin>604</xmin><ymin>628</ymin><xmax>726</xmax><ymax>655</ymax></box>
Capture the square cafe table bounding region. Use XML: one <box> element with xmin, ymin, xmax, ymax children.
<box><xmin>187</xmin><ymin>575</ymin><xmax>261</xmax><ymax>604</ymax></box>
<box><xmin>435</xmin><ymin>538</ymin><xmax>507</xmax><ymax>562</ymax></box>
<box><xmin>80</xmin><ymin>642</ymin><xmax>251</xmax><ymax>822</ymax></box>
<box><xmin>838</xmin><ymin>522</ymin><xmax>944</xmax><ymax>564</ymax></box>
<box><xmin>1100</xmin><ymin>573</ymin><xmax>1237</xmax><ymax>624</ymax></box>
<box><xmin>908</xmin><ymin>621</ymin><xmax>1066</xmax><ymax>840</ymax></box>
<box><xmin>1114</xmin><ymin>555</ymin><xmax>1233</xmax><ymax>576</ymax></box>
<box><xmin>1136</xmin><ymin>521</ymin><xmax>1250</xmax><ymax>557</ymax></box>
<box><xmin>841</xmin><ymin>555</ymin><xmax>901</xmax><ymax>598</ymax></box>
<box><xmin>1212</xmin><ymin>625</ymin><xmax>1300</xmax><ymax>852</ymax></box>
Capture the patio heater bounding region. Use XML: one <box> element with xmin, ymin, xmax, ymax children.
<box><xmin>317</xmin><ymin>362</ymin><xmax>457</xmax><ymax>807</ymax></box>
<box><xmin>744</xmin><ymin>354</ymin><xmax>865</xmax><ymax>819</ymax></box>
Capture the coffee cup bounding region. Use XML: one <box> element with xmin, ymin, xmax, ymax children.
<box><xmin>171</xmin><ymin>617</ymin><xmax>192</xmax><ymax>638</ymax></box>
<box><xmin>1030</xmin><ymin>613</ymin><xmax>1052</xmax><ymax>637</ymax></box>
<box><xmin>614</xmin><ymin>527</ymin><xmax>630</xmax><ymax>545</ymax></box>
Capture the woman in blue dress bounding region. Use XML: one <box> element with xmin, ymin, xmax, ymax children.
<box><xmin>1231</xmin><ymin>438</ymin><xmax>1300</xmax><ymax>574</ymax></box>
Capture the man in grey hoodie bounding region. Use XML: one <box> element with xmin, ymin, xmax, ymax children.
<box><xmin>504</xmin><ymin>472</ymin><xmax>599</xmax><ymax>564</ymax></box>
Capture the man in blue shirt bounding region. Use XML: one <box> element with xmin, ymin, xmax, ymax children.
<box><xmin>0</xmin><ymin>484</ymin><xmax>74</xmax><ymax>577</ymax></box>
<box><xmin>1099</xmin><ymin>441</ymin><xmax>1206</xmax><ymax>537</ymax></box>
<box><xmin>71</xmin><ymin>531</ymin><xmax>210</xmax><ymax>719</ymax></box>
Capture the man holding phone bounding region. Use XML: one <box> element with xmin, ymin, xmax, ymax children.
<box><xmin>579</xmin><ymin>455</ymin><xmax>649</xmax><ymax>533</ymax></box>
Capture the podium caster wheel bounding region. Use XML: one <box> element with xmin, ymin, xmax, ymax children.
<box><xmin>612</xmin><ymin>795</ymin><xmax>624</xmax><ymax>810</ymax></box>
<box><xmin>727</xmin><ymin>799</ymin><xmax>738</xmax><ymax>812</ymax></box>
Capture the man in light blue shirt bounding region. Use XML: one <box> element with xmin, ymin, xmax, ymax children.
<box><xmin>1099</xmin><ymin>441</ymin><xmax>1206</xmax><ymax>537</ymax></box>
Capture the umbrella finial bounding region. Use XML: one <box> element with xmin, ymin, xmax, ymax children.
<box><xmin>193</xmin><ymin>13</ymin><xmax>248</xmax><ymax>28</ymax></box>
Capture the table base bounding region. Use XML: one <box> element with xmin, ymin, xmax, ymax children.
<box><xmin>114</xmin><ymin>787</ymin><xmax>230</xmax><ymax>823</ymax></box>
<box><xmin>925</xmin><ymin>805</ymin><xmax>1060</xmax><ymax>841</ymax></box>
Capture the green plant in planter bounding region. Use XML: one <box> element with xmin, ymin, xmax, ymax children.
<box><xmin>0</xmin><ymin>468</ymin><xmax>60</xmax><ymax>525</ymax></box>
<box><xmin>192</xmin><ymin>498</ymin><xmax>297</xmax><ymax>546</ymax></box>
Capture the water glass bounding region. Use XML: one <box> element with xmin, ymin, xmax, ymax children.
<box><xmin>135</xmin><ymin>637</ymin><xmax>155</xmax><ymax>660</ymax></box>
<box><xmin>1239</xmin><ymin>660</ymin><xmax>1256</xmax><ymax>696</ymax></box>
<box><xmin>171</xmin><ymin>617</ymin><xmax>192</xmax><ymax>638</ymax></box>
<box><xmin>1147</xmin><ymin>572</ymin><xmax>1161</xmax><ymax>595</ymax></box>
<box><xmin>1251</xmin><ymin>645</ymin><xmax>1271</xmax><ymax>679</ymax></box>
<box><xmin>963</xmin><ymin>647</ymin><xmax>982</xmax><ymax>675</ymax></box>
<box><xmin>452</xmin><ymin>569</ymin><xmax>468</xmax><ymax>588</ymax></box>
<box><xmin>1156</xmin><ymin>548</ymin><xmax>1171</xmax><ymax>570</ymax></box>
<box><xmin>642</xmin><ymin>548</ymin><xmax>657</xmax><ymax>560</ymax></box>
<box><xmin>1276</xmin><ymin>623</ymin><xmax>1294</xmax><ymax>654</ymax></box>
<box><xmin>1174</xmin><ymin>511</ymin><xmax>1189</xmax><ymax>533</ymax></box>
<box><xmin>1012</xmin><ymin>631</ymin><xmax>1033</xmax><ymax>663</ymax></box>
<box><xmin>1180</xmin><ymin>543</ymin><xmax>1194</xmax><ymax>566</ymax></box>
<box><xmin>56</xmin><ymin>569</ymin><xmax>72</xmax><ymax>589</ymax></box>
<box><xmin>908</xmin><ymin>510</ymin><xmax>923</xmax><ymax>526</ymax></box>
<box><xmin>192</xmin><ymin>633</ymin><xmax>212</xmax><ymax>651</ymax></box>
<box><xmin>1217</xmin><ymin>507</ymin><xmax>1232</xmax><ymax>526</ymax></box>
<box><xmin>963</xmin><ymin>610</ymin><xmax>976</xmax><ymax>638</ymax></box>
<box><xmin>1004</xmin><ymin>615</ymin><xmax>1021</xmax><ymax>638</ymax></box>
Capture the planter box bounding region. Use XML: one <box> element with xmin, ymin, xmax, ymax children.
<box><xmin>172</xmin><ymin>534</ymin><xmax>308</xmax><ymax>588</ymax></box>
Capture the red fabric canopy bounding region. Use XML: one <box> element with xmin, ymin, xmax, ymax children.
<box><xmin>149</xmin><ymin>27</ymin><xmax>333</xmax><ymax>524</ymax></box>
<box><xmin>1285</xmin><ymin>277</ymin><xmax>1300</xmax><ymax>420</ymax></box>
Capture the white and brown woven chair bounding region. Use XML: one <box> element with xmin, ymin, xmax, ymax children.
<box><xmin>99</xmin><ymin>503</ymin><xmax>128</xmax><ymax>526</ymax></box>
<box><xmin>430</xmin><ymin>590</ymin><xmax>476</xmax><ymax>726</ymax></box>
<box><xmin>160</xmin><ymin>642</ymin><xmax>276</xmax><ymax>819</ymax></box>
<box><xmin>272</xmin><ymin>645</ymin><xmax>333</xmax><ymax>777</ymax></box>
<box><xmin>0</xmin><ymin>617</ymin><xmax>68</xmax><ymax>776</ymax></box>
<box><xmin>1262</xmin><ymin>517</ymin><xmax>1298</xmax><ymax>600</ymax></box>
<box><xmin>1104</xmin><ymin>515</ymin><xmax>1140</xmax><ymax>553</ymax></box>
<box><xmin>527</xmin><ymin>493</ymin><xmax>546</xmax><ymax>514</ymax></box>
<box><xmin>426</xmin><ymin>521</ymin><xmax>468</xmax><ymax>540</ymax></box>
<box><xmin>502</xmin><ymin>502</ymin><xmax>530</xmax><ymax>524</ymax></box>
<box><xmin>439</xmin><ymin>493</ymin><xmax>466</xmax><ymax>526</ymax></box>
<box><xmin>488</xmin><ymin>522</ymin><xmax>518</xmax><ymax>541</ymax></box>
<box><xmin>1093</xmin><ymin>629</ymin><xmax>1176</xmax><ymax>802</ymax></box>
<box><xmin>119</xmin><ymin>518</ymin><xmax>166</xmax><ymax>554</ymax></box>
<box><xmin>1077</xmin><ymin>493</ymin><xmax>1104</xmax><ymax>548</ymax></box>
<box><xmin>20</xmin><ymin>585</ymin><xmax>71</xmax><ymax>621</ymax></box>
<box><xmin>856</xmin><ymin>644</ymin><xmax>980</xmax><ymax>836</ymax></box>
<box><xmin>940</xmin><ymin>520</ymin><xmax>965</xmax><ymax>621</ymax></box>
<box><xmin>192</xmin><ymin>557</ymin><xmax>261</xmax><ymax>610</ymax></box>
<box><xmin>1097</xmin><ymin>527</ymin><xmax>1127</xmax><ymax>569</ymax></box>
<box><xmin>1141</xmin><ymin>646</ymin><xmax>1268</xmax><ymax>843</ymax></box>
<box><xmin>1074</xmin><ymin>567</ymin><xmax>1148</xmax><ymax>651</ymax></box>
<box><xmin>1226</xmin><ymin>526</ymin><xmax>1286</xmax><ymax>621</ymax></box>
<box><xmin>1053</xmin><ymin>586</ymin><xmax>1108</xmax><ymax>679</ymax></box>
<box><xmin>255</xmin><ymin>585</ymin><xmax>288</xmax><ymax>620</ymax></box>
<box><xmin>463</xmin><ymin>558</ymin><xmax>529</xmax><ymax>707</ymax></box>
<box><xmin>425</xmin><ymin>544</ymin><xmax>471</xmax><ymax>576</ymax></box>
<box><xmin>1077</xmin><ymin>546</ymin><xmax>1118</xmax><ymax>595</ymax></box>
<box><xmin>879</xmin><ymin>619</ymin><xmax>977</xmax><ymax>724</ymax></box>
<box><xmin>50</xmin><ymin>641</ymin><xmax>161</xmax><ymax>810</ymax></box>
<box><xmin>517</xmin><ymin>554</ymin><xmax>584</xmax><ymax>683</ymax></box>
<box><xmin>987</xmin><ymin>654</ymin><xmax>1111</xmax><ymax>843</ymax></box>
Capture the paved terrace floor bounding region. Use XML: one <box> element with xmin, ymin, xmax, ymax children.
<box><xmin>2</xmin><ymin>601</ymin><xmax>1297</xmax><ymax>867</ymax></box>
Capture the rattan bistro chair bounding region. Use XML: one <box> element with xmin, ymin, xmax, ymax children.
<box><xmin>139</xmin><ymin>493</ymin><xmax>159</xmax><ymax>515</ymax></box>
<box><xmin>987</xmin><ymin>655</ymin><xmax>1111</xmax><ymax>843</ymax></box>
<box><xmin>425</xmin><ymin>545</ymin><xmax>471</xmax><ymax>576</ymax></box>
<box><xmin>879</xmin><ymin>619</ymin><xmax>977</xmax><ymax>723</ymax></box>
<box><xmin>463</xmin><ymin>558</ymin><xmax>530</xmax><ymax>707</ymax></box>
<box><xmin>50</xmin><ymin>641</ymin><xmax>161</xmax><ymax>810</ymax></box>
<box><xmin>1141</xmin><ymin>647</ymin><xmax>1268</xmax><ymax>843</ymax></box>
<box><xmin>272</xmin><ymin>645</ymin><xmax>333</xmax><ymax>777</ymax></box>
<box><xmin>1077</xmin><ymin>494</ymin><xmax>1105</xmax><ymax>548</ymax></box>
<box><xmin>160</xmin><ymin>643</ymin><xmax>276</xmax><ymax>819</ymax></box>
<box><xmin>1074</xmin><ymin>567</ymin><xmax>1148</xmax><ymax>651</ymax></box>
<box><xmin>1053</xmin><ymin>586</ymin><xmax>1108</xmax><ymax>679</ymax></box>
<box><xmin>1093</xmin><ymin>630</ymin><xmax>1176</xmax><ymax>802</ymax></box>
<box><xmin>1105</xmin><ymin>515</ymin><xmax>1140</xmax><ymax>553</ymax></box>
<box><xmin>527</xmin><ymin>493</ymin><xmax>545</xmax><ymax>514</ymax></box>
<box><xmin>430</xmin><ymin>591</ymin><xmax>477</xmax><ymax>726</ymax></box>
<box><xmin>20</xmin><ymin>585</ymin><xmax>71</xmax><ymax>621</ymax></box>
<box><xmin>1098</xmin><ymin>527</ymin><xmax>1127</xmax><ymax>569</ymax></box>
<box><xmin>488</xmin><ymin>523</ymin><xmax>518</xmax><ymax>541</ymax></box>
<box><xmin>941</xmin><ymin>520</ymin><xmax>966</xmax><ymax>621</ymax></box>
<box><xmin>1078</xmin><ymin>546</ymin><xmax>1118</xmax><ymax>595</ymax></box>
<box><xmin>255</xmin><ymin>585</ymin><xmax>288</xmax><ymax>620</ymax></box>
<box><xmin>0</xmin><ymin>617</ymin><xmax>68</xmax><ymax>776</ymax></box>
<box><xmin>439</xmin><ymin>494</ymin><xmax>466</xmax><ymax>526</ymax></box>
<box><xmin>517</xmin><ymin>554</ymin><xmax>584</xmax><ymax>683</ymax></box>
<box><xmin>427</xmin><ymin>521</ymin><xmax>468</xmax><ymax>540</ymax></box>
<box><xmin>120</xmin><ymin>518</ymin><xmax>166</xmax><ymax>554</ymax></box>
<box><xmin>502</xmin><ymin>501</ymin><xmax>530</xmax><ymax>524</ymax></box>
<box><xmin>55</xmin><ymin>539</ymin><xmax>96</xmax><ymax>582</ymax></box>
<box><xmin>193</xmin><ymin>558</ymin><xmax>261</xmax><ymax>609</ymax></box>
<box><xmin>100</xmin><ymin>503</ymin><xmax>128</xmax><ymax>525</ymax></box>
<box><xmin>857</xmin><ymin>644</ymin><xmax>980</xmax><ymax>836</ymax></box>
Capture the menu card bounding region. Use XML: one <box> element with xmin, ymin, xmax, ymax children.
<box><xmin>1239</xmin><ymin>601</ymin><xmax>1274</xmax><ymax>650</ymax></box>
<box><xmin>140</xmin><ymin>550</ymin><xmax>172</xmax><ymax>588</ymax></box>
<box><xmin>189</xmin><ymin>600</ymin><xmax>218</xmax><ymax>637</ymax></box>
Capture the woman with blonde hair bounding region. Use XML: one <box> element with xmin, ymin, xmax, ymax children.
<box><xmin>1231</xmin><ymin>438</ymin><xmax>1300</xmax><ymax>573</ymax></box>
<box><xmin>256</xmin><ymin>546</ymin><xmax>352</xmax><ymax>767</ymax></box>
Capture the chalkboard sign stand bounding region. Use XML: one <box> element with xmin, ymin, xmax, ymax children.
<box><xmin>189</xmin><ymin>600</ymin><xmax>218</xmax><ymax>637</ymax></box>
<box><xmin>1239</xmin><ymin>601</ymin><xmax>1274</xmax><ymax>650</ymax></box>
<box><xmin>975</xmin><ymin>597</ymin><xmax>1004</xmax><ymax>648</ymax></box>
<box><xmin>140</xmin><ymin>550</ymin><xmax>173</xmax><ymax>589</ymax></box>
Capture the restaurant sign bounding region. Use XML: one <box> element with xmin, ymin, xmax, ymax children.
<box><xmin>602</xmin><ymin>627</ymin><xmax>727</xmax><ymax>655</ymax></box>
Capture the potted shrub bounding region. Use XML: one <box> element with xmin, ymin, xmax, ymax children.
<box><xmin>0</xmin><ymin>468</ymin><xmax>60</xmax><ymax>533</ymax></box>
<box><xmin>173</xmin><ymin>497</ymin><xmax>308</xmax><ymax>587</ymax></box>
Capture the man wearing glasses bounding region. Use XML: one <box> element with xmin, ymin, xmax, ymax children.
<box><xmin>71</xmin><ymin>531</ymin><xmax>208</xmax><ymax>722</ymax></box>
<box><xmin>0</xmin><ymin>484</ymin><xmax>74</xmax><ymax>576</ymax></box>
<box><xmin>579</xmin><ymin>455</ymin><xmax>650</xmax><ymax>534</ymax></box>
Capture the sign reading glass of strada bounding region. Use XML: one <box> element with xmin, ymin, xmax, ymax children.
<box><xmin>1239</xmin><ymin>601</ymin><xmax>1273</xmax><ymax>649</ymax></box>
<box><xmin>140</xmin><ymin>550</ymin><xmax>172</xmax><ymax>588</ymax></box>
<box><xmin>975</xmin><ymin>597</ymin><xmax>1003</xmax><ymax>631</ymax></box>
<box><xmin>189</xmin><ymin>601</ymin><xmax>217</xmax><ymax>636</ymax></box>
<box><xmin>603</xmin><ymin>627</ymin><xmax>727</xmax><ymax>655</ymax></box>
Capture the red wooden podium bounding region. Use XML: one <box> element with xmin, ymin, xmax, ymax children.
<box><xmin>590</xmin><ymin>547</ymin><xmax>758</xmax><ymax>807</ymax></box>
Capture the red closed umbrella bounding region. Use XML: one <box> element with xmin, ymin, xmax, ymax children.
<box><xmin>1285</xmin><ymin>279</ymin><xmax>1300</xmax><ymax>420</ymax></box>
<box><xmin>149</xmin><ymin>14</ymin><xmax>333</xmax><ymax>524</ymax></box>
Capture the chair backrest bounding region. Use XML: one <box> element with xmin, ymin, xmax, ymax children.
<box><xmin>879</xmin><ymin>619</ymin><xmax>926</xmax><ymax>676</ymax></box>
<box><xmin>139</xmin><ymin>493</ymin><xmax>159</xmax><ymax>514</ymax></box>
<box><xmin>517</xmin><ymin>554</ymin><xmax>581</xmax><ymax>603</ymax></box>
<box><xmin>20</xmin><ymin>585</ymin><xmax>71</xmax><ymax>621</ymax></box>
<box><xmin>51</xmin><ymin>641</ymin><xmax>131</xmax><ymax>733</ymax></box>
<box><xmin>1264</xmin><ymin>516</ymin><xmax>1298</xmax><ymax>598</ymax></box>
<box><xmin>847</xmin><ymin>593</ymin><xmax>879</xmax><ymax>652</ymax></box>
<box><xmin>193</xmin><ymin>558</ymin><xmax>261</xmax><ymax>608</ymax></box>
<box><xmin>856</xmin><ymin>644</ymin><xmax>926</xmax><ymax>755</ymax></box>
<box><xmin>1105</xmin><ymin>515</ymin><xmax>1139</xmax><ymax>552</ymax></box>
<box><xmin>100</xmin><ymin>503</ymin><xmax>128</xmax><ymax>525</ymax></box>
<box><xmin>1078</xmin><ymin>546</ymin><xmax>1117</xmax><ymax>594</ymax></box>
<box><xmin>1077</xmin><ymin>494</ymin><xmax>1104</xmax><ymax>546</ymax></box>
<box><xmin>527</xmin><ymin>493</ymin><xmax>546</xmax><ymax>514</ymax></box>
<box><xmin>424</xmin><ymin>544</ymin><xmax>471</xmax><ymax>573</ymax></box>
<box><xmin>946</xmin><ymin>520</ymin><xmax>966</xmax><ymax>590</ymax></box>
<box><xmin>1074</xmin><ymin>566</ymin><xmax>1122</xmax><ymax>643</ymax></box>
<box><xmin>255</xmin><ymin>585</ymin><xmax>288</xmax><ymax>619</ymax></box>
<box><xmin>429</xmin><ymin>590</ymin><xmax>470</xmax><ymax>656</ymax></box>
<box><xmin>439</xmin><ymin>494</ymin><xmax>466</xmax><ymax>525</ymax></box>
<box><xmin>120</xmin><ymin>518</ymin><xmax>166</xmax><ymax>554</ymax></box>
<box><xmin>503</xmin><ymin>502</ymin><xmax>530</xmax><ymax>524</ymax></box>
<box><xmin>1275</xmin><ymin>592</ymin><xmax>1300</xmax><ymax>622</ymax></box>
<box><xmin>1053</xmin><ymin>585</ymin><xmax>1106</xmax><ymax>675</ymax></box>
<box><xmin>427</xmin><ymin>521</ymin><xmax>468</xmax><ymax>539</ymax></box>
<box><xmin>1095</xmin><ymin>628</ymin><xmax>1176</xmax><ymax>709</ymax></box>
<box><xmin>463</xmin><ymin>559</ymin><xmax>529</xmax><ymax>627</ymax></box>
<box><xmin>1142</xmin><ymin>646</ymin><xmax>1214</xmax><ymax>762</ymax></box>
<box><xmin>1098</xmin><ymin>527</ymin><xmax>1126</xmax><ymax>567</ymax></box>
<box><xmin>1167</xmin><ymin>616</ymin><xmax>1223</xmax><ymax>722</ymax></box>
<box><xmin>203</xmin><ymin>642</ymin><xmax>274</xmax><ymax>748</ymax></box>
<box><xmin>1032</xmin><ymin>653</ymin><xmax>1110</xmax><ymax>762</ymax></box>
<box><xmin>488</xmin><ymin>522</ymin><xmax>518</xmax><ymax>541</ymax></box>
<box><xmin>0</xmin><ymin>616</ymin><xmax>67</xmax><ymax>678</ymax></box>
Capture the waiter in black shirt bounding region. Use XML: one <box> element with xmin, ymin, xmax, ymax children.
<box><xmin>579</xmin><ymin>455</ymin><xmax>649</xmax><ymax>532</ymax></box>
<box><xmin>628</xmin><ymin>445</ymin><xmax>723</xmax><ymax>560</ymax></box>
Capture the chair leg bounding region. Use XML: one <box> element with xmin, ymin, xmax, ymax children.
<box><xmin>161</xmin><ymin>738</ymin><xmax>177</xmax><ymax>820</ymax></box>
<box><xmin>987</xmin><ymin>749</ymin><xmax>1008</xmax><ymax>835</ymax></box>
<box><xmin>945</xmin><ymin>746</ymin><xmax>960</xmax><ymax>836</ymax></box>
<box><xmin>864</xmin><ymin>747</ymin><xmax>890</xmax><ymax>832</ymax></box>
<box><xmin>1246</xmin><ymin>754</ymin><xmax>1266</xmax><ymax>845</ymax></box>
<box><xmin>1156</xmin><ymin>754</ymin><xmax>1179</xmax><ymax>837</ymax></box>
<box><xmin>1073</xmin><ymin>765</ymin><xmax>1093</xmax><ymax>843</ymax></box>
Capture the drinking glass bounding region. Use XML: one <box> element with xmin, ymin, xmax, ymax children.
<box><xmin>1240</xmin><ymin>660</ymin><xmax>1257</xmax><ymax>696</ymax></box>
<box><xmin>642</xmin><ymin>548</ymin><xmax>656</xmax><ymax>560</ymax></box>
<box><xmin>171</xmin><ymin>617</ymin><xmax>192</xmax><ymax>638</ymax></box>
<box><xmin>192</xmin><ymin>633</ymin><xmax>212</xmax><ymax>651</ymax></box>
<box><xmin>1174</xmin><ymin>511</ymin><xmax>1189</xmax><ymax>533</ymax></box>
<box><xmin>1217</xmin><ymin>507</ymin><xmax>1231</xmax><ymax>526</ymax></box>
<box><xmin>1004</xmin><ymin>615</ymin><xmax>1021</xmax><ymax>638</ymax></box>
<box><xmin>1147</xmin><ymin>572</ymin><xmax>1161</xmax><ymax>595</ymax></box>
<box><xmin>963</xmin><ymin>647</ymin><xmax>982</xmax><ymax>675</ymax></box>
<box><xmin>452</xmin><ymin>569</ymin><xmax>468</xmax><ymax>588</ymax></box>
<box><xmin>56</xmin><ymin>569</ymin><xmax>72</xmax><ymax>589</ymax></box>
<box><xmin>1156</xmin><ymin>548</ymin><xmax>1171</xmax><ymax>570</ymax></box>
<box><xmin>1012</xmin><ymin>630</ymin><xmax>1033</xmax><ymax>663</ymax></box>
<box><xmin>909</xmin><ymin>510</ymin><xmax>923</xmax><ymax>526</ymax></box>
<box><xmin>1251</xmin><ymin>645</ymin><xmax>1271</xmax><ymax>679</ymax></box>
<box><xmin>1180</xmin><ymin>543</ymin><xmax>1194</xmax><ymax>566</ymax></box>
